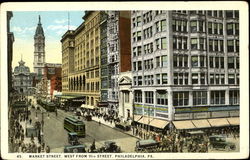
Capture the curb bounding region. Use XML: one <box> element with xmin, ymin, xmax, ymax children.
<box><xmin>92</xmin><ymin>118</ymin><xmax>140</xmax><ymax>140</ymax></box>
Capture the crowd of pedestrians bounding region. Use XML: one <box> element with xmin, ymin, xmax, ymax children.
<box><xmin>9</xmin><ymin>99</ymin><xmax>51</xmax><ymax>153</ymax></box>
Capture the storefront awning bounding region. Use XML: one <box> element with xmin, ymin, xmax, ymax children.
<box><xmin>173</xmin><ymin>120</ymin><xmax>196</xmax><ymax>129</ymax></box>
<box><xmin>227</xmin><ymin>117</ymin><xmax>240</xmax><ymax>125</ymax></box>
<box><xmin>150</xmin><ymin>119</ymin><xmax>169</xmax><ymax>129</ymax></box>
<box><xmin>138</xmin><ymin>116</ymin><xmax>154</xmax><ymax>125</ymax></box>
<box><xmin>60</xmin><ymin>95</ymin><xmax>85</xmax><ymax>99</ymax></box>
<box><xmin>80</xmin><ymin>104</ymin><xmax>95</xmax><ymax>109</ymax></box>
<box><xmin>192</xmin><ymin>119</ymin><xmax>211</xmax><ymax>128</ymax></box>
<box><xmin>208</xmin><ymin>118</ymin><xmax>230</xmax><ymax>127</ymax></box>
<box><xmin>133</xmin><ymin>115</ymin><xmax>142</xmax><ymax>122</ymax></box>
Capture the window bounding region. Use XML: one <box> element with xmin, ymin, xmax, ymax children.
<box><xmin>210</xmin><ymin>74</ymin><xmax>214</xmax><ymax>84</ymax></box>
<box><xmin>226</xmin><ymin>11</ymin><xmax>233</xmax><ymax>18</ymax></box>
<box><xmin>209</xmin><ymin>39</ymin><xmax>213</xmax><ymax>51</ymax></box>
<box><xmin>219</xmin><ymin>40</ymin><xmax>224</xmax><ymax>52</ymax></box>
<box><xmin>124</xmin><ymin>91</ymin><xmax>129</xmax><ymax>103</ymax></box>
<box><xmin>198</xmin><ymin>21</ymin><xmax>204</xmax><ymax>32</ymax></box>
<box><xmin>138</xmin><ymin>61</ymin><xmax>142</xmax><ymax>70</ymax></box>
<box><xmin>214</xmin><ymin>40</ymin><xmax>218</xmax><ymax>51</ymax></box>
<box><xmin>173</xmin><ymin>55</ymin><xmax>177</xmax><ymax>67</ymax></box>
<box><xmin>215</xmin><ymin>57</ymin><xmax>220</xmax><ymax>68</ymax></box>
<box><xmin>193</xmin><ymin>91</ymin><xmax>207</xmax><ymax>105</ymax></box>
<box><xmin>208</xmin><ymin>22</ymin><xmax>212</xmax><ymax>34</ymax></box>
<box><xmin>172</xmin><ymin>19</ymin><xmax>176</xmax><ymax>31</ymax></box>
<box><xmin>211</xmin><ymin>91</ymin><xmax>225</xmax><ymax>104</ymax></box>
<box><xmin>145</xmin><ymin>91</ymin><xmax>154</xmax><ymax>104</ymax></box>
<box><xmin>219</xmin><ymin>23</ymin><xmax>223</xmax><ymax>35</ymax></box>
<box><xmin>156</xmin><ymin>74</ymin><xmax>161</xmax><ymax>84</ymax></box>
<box><xmin>173</xmin><ymin>92</ymin><xmax>189</xmax><ymax>106</ymax></box>
<box><xmin>200</xmin><ymin>56</ymin><xmax>205</xmax><ymax>67</ymax></box>
<box><xmin>227</xmin><ymin>40</ymin><xmax>234</xmax><ymax>52</ymax></box>
<box><xmin>161</xmin><ymin>55</ymin><xmax>168</xmax><ymax>67</ymax></box>
<box><xmin>156</xmin><ymin>20</ymin><xmax>166</xmax><ymax>33</ymax></box>
<box><xmin>200</xmin><ymin>38</ymin><xmax>205</xmax><ymax>50</ymax></box>
<box><xmin>236</xmin><ymin>57</ymin><xmax>239</xmax><ymax>69</ymax></box>
<box><xmin>191</xmin><ymin>38</ymin><xmax>198</xmax><ymax>50</ymax></box>
<box><xmin>137</xmin><ymin>16</ymin><xmax>142</xmax><ymax>26</ymax></box>
<box><xmin>228</xmin><ymin>74</ymin><xmax>235</xmax><ymax>84</ymax></box>
<box><xmin>200</xmin><ymin>73</ymin><xmax>205</xmax><ymax>84</ymax></box>
<box><xmin>214</xmin><ymin>23</ymin><xmax>218</xmax><ymax>34</ymax></box>
<box><xmin>156</xmin><ymin>56</ymin><xmax>160</xmax><ymax>68</ymax></box>
<box><xmin>162</xmin><ymin>74</ymin><xmax>168</xmax><ymax>84</ymax></box>
<box><xmin>192</xmin><ymin>73</ymin><xmax>198</xmax><ymax>84</ymax></box>
<box><xmin>220</xmin><ymin>57</ymin><xmax>224</xmax><ymax>68</ymax></box>
<box><xmin>156</xmin><ymin>39</ymin><xmax>160</xmax><ymax>50</ymax></box>
<box><xmin>235</xmin><ymin>23</ymin><xmax>239</xmax><ymax>35</ymax></box>
<box><xmin>229</xmin><ymin>90</ymin><xmax>240</xmax><ymax>105</ymax></box>
<box><xmin>156</xmin><ymin>90</ymin><xmax>168</xmax><ymax>105</ymax></box>
<box><xmin>184</xmin><ymin>55</ymin><xmax>188</xmax><ymax>67</ymax></box>
<box><xmin>138</xmin><ymin>76</ymin><xmax>142</xmax><ymax>85</ymax></box>
<box><xmin>174</xmin><ymin>73</ymin><xmax>178</xmax><ymax>85</ymax></box>
<box><xmin>161</xmin><ymin>38</ymin><xmax>167</xmax><ymax>49</ymax></box>
<box><xmin>215</xmin><ymin>74</ymin><xmax>220</xmax><ymax>84</ymax></box>
<box><xmin>184</xmin><ymin>73</ymin><xmax>189</xmax><ymax>85</ymax></box>
<box><xmin>192</xmin><ymin>56</ymin><xmax>198</xmax><ymax>67</ymax></box>
<box><xmin>228</xmin><ymin>57</ymin><xmax>234</xmax><ymax>69</ymax></box>
<box><xmin>236</xmin><ymin>40</ymin><xmax>239</xmax><ymax>52</ymax></box>
<box><xmin>190</xmin><ymin>21</ymin><xmax>197</xmax><ymax>33</ymax></box>
<box><xmin>135</xmin><ymin>90</ymin><xmax>142</xmax><ymax>103</ymax></box>
<box><xmin>210</xmin><ymin>57</ymin><xmax>214</xmax><ymax>68</ymax></box>
<box><xmin>137</xmin><ymin>31</ymin><xmax>141</xmax><ymax>41</ymax></box>
<box><xmin>221</xmin><ymin>74</ymin><xmax>225</xmax><ymax>84</ymax></box>
<box><xmin>227</xmin><ymin>23</ymin><xmax>233</xmax><ymax>35</ymax></box>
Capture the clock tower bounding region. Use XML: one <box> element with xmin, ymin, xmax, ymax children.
<box><xmin>33</xmin><ymin>15</ymin><xmax>45</xmax><ymax>80</ymax></box>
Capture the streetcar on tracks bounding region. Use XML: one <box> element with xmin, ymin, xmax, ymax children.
<box><xmin>64</xmin><ymin>116</ymin><xmax>86</xmax><ymax>137</ymax></box>
<box><xmin>37</xmin><ymin>99</ymin><xmax>56</xmax><ymax>112</ymax></box>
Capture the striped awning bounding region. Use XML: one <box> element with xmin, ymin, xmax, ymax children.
<box><xmin>192</xmin><ymin>119</ymin><xmax>211</xmax><ymax>128</ymax></box>
<box><xmin>227</xmin><ymin>117</ymin><xmax>240</xmax><ymax>125</ymax></box>
<box><xmin>208</xmin><ymin>118</ymin><xmax>230</xmax><ymax>127</ymax></box>
<box><xmin>133</xmin><ymin>115</ymin><xmax>142</xmax><ymax>122</ymax></box>
<box><xmin>150</xmin><ymin>119</ymin><xmax>169</xmax><ymax>129</ymax></box>
<box><xmin>138</xmin><ymin>116</ymin><xmax>154</xmax><ymax>125</ymax></box>
<box><xmin>173</xmin><ymin>120</ymin><xmax>196</xmax><ymax>129</ymax></box>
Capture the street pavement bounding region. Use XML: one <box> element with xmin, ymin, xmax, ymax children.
<box><xmin>28</xmin><ymin>103</ymin><xmax>138</xmax><ymax>153</ymax></box>
<box><xmin>24</xmin><ymin>96</ymin><xmax>240</xmax><ymax>153</ymax></box>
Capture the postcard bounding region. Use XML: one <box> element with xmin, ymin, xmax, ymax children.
<box><xmin>0</xmin><ymin>1</ymin><xmax>249</xmax><ymax>159</ymax></box>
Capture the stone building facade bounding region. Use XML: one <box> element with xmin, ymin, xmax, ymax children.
<box><xmin>131</xmin><ymin>10</ymin><xmax>239</xmax><ymax>129</ymax></box>
<box><xmin>13</xmin><ymin>59</ymin><xmax>33</xmax><ymax>96</ymax></box>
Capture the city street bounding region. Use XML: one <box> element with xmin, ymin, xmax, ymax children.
<box><xmin>28</xmin><ymin>98</ymin><xmax>138</xmax><ymax>153</ymax></box>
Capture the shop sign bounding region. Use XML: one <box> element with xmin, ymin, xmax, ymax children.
<box><xmin>175</xmin><ymin>107</ymin><xmax>191</xmax><ymax>113</ymax></box>
<box><xmin>155</xmin><ymin>105</ymin><xmax>168</xmax><ymax>113</ymax></box>
<box><xmin>174</xmin><ymin>113</ymin><xmax>191</xmax><ymax>120</ymax></box>
<box><xmin>229</xmin><ymin>110</ymin><xmax>239</xmax><ymax>116</ymax></box>
<box><xmin>208</xmin><ymin>105</ymin><xmax>239</xmax><ymax>112</ymax></box>
<box><xmin>211</xmin><ymin>111</ymin><xmax>229</xmax><ymax>118</ymax></box>
<box><xmin>193</xmin><ymin>112</ymin><xmax>209</xmax><ymax>119</ymax></box>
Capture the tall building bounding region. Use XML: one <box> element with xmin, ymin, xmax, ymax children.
<box><xmin>61</xmin><ymin>11</ymin><xmax>102</xmax><ymax>109</ymax></box>
<box><xmin>106</xmin><ymin>11</ymin><xmax>131</xmax><ymax>117</ymax></box>
<box><xmin>99</xmin><ymin>11</ymin><xmax>109</xmax><ymax>110</ymax></box>
<box><xmin>33</xmin><ymin>15</ymin><xmax>45</xmax><ymax>80</ymax></box>
<box><xmin>7</xmin><ymin>11</ymin><xmax>15</xmax><ymax>101</ymax></box>
<box><xmin>42</xmin><ymin>63</ymin><xmax>62</xmax><ymax>100</ymax></box>
<box><xmin>131</xmin><ymin>10</ymin><xmax>239</xmax><ymax>130</ymax></box>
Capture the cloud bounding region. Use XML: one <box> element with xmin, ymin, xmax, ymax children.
<box><xmin>54</xmin><ymin>19</ymin><xmax>68</xmax><ymax>24</ymax></box>
<box><xmin>12</xmin><ymin>26</ymin><xmax>36</xmax><ymax>35</ymax></box>
<box><xmin>47</xmin><ymin>24</ymin><xmax>77</xmax><ymax>35</ymax></box>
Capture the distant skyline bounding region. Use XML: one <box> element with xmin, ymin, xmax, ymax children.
<box><xmin>11</xmin><ymin>11</ymin><xmax>84</xmax><ymax>72</ymax></box>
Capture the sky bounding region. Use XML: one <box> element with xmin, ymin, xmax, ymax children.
<box><xmin>11</xmin><ymin>11</ymin><xmax>84</xmax><ymax>72</ymax></box>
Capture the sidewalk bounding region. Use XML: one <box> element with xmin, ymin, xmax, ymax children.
<box><xmin>91</xmin><ymin>116</ymin><xmax>140</xmax><ymax>140</ymax></box>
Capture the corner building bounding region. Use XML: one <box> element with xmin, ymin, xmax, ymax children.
<box><xmin>131</xmin><ymin>10</ymin><xmax>239</xmax><ymax>130</ymax></box>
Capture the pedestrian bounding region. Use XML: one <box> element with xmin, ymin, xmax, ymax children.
<box><xmin>29</xmin><ymin>118</ymin><xmax>32</xmax><ymax>124</ymax></box>
<box><xmin>99</xmin><ymin>120</ymin><xmax>101</xmax><ymax>126</ymax></box>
